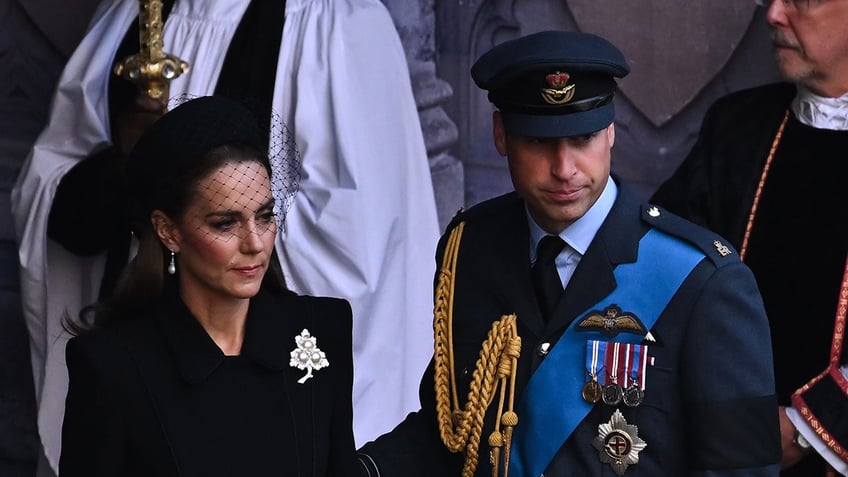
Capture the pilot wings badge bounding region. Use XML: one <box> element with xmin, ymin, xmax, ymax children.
<box><xmin>576</xmin><ymin>304</ymin><xmax>647</xmax><ymax>338</ymax></box>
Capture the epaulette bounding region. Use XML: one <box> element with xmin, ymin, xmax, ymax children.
<box><xmin>640</xmin><ymin>204</ymin><xmax>739</xmax><ymax>267</ymax></box>
<box><xmin>444</xmin><ymin>192</ymin><xmax>520</xmax><ymax>234</ymax></box>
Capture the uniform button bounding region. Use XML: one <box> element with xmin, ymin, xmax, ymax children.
<box><xmin>538</xmin><ymin>342</ymin><xmax>551</xmax><ymax>356</ymax></box>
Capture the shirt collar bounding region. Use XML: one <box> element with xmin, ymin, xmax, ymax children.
<box><xmin>528</xmin><ymin>176</ymin><xmax>618</xmax><ymax>259</ymax></box>
<box><xmin>791</xmin><ymin>86</ymin><xmax>848</xmax><ymax>131</ymax></box>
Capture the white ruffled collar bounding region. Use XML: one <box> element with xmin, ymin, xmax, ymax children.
<box><xmin>791</xmin><ymin>86</ymin><xmax>848</xmax><ymax>131</ymax></box>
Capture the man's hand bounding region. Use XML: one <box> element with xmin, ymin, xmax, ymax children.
<box><xmin>115</xmin><ymin>95</ymin><xmax>167</xmax><ymax>157</ymax></box>
<box><xmin>779</xmin><ymin>406</ymin><xmax>810</xmax><ymax>469</ymax></box>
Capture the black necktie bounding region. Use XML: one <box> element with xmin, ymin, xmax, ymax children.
<box><xmin>532</xmin><ymin>235</ymin><xmax>566</xmax><ymax>320</ymax></box>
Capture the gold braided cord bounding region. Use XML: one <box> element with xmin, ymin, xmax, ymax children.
<box><xmin>740</xmin><ymin>109</ymin><xmax>789</xmax><ymax>260</ymax></box>
<box><xmin>434</xmin><ymin>223</ymin><xmax>464</xmax><ymax>447</ymax></box>
<box><xmin>434</xmin><ymin>221</ymin><xmax>522</xmax><ymax>477</ymax></box>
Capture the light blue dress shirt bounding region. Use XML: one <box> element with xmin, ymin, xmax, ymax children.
<box><xmin>527</xmin><ymin>176</ymin><xmax>618</xmax><ymax>290</ymax></box>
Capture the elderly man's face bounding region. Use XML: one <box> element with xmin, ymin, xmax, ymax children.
<box><xmin>493</xmin><ymin>112</ymin><xmax>614</xmax><ymax>235</ymax></box>
<box><xmin>765</xmin><ymin>0</ymin><xmax>848</xmax><ymax>96</ymax></box>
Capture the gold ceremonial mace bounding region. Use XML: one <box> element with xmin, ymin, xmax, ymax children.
<box><xmin>113</xmin><ymin>0</ymin><xmax>189</xmax><ymax>101</ymax></box>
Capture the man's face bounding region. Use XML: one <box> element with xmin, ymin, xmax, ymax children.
<box><xmin>766</xmin><ymin>0</ymin><xmax>848</xmax><ymax>96</ymax></box>
<box><xmin>494</xmin><ymin>112</ymin><xmax>614</xmax><ymax>235</ymax></box>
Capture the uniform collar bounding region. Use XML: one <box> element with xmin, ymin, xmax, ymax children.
<box><xmin>792</xmin><ymin>86</ymin><xmax>848</xmax><ymax>131</ymax></box>
<box><xmin>159</xmin><ymin>287</ymin><xmax>295</xmax><ymax>384</ymax></box>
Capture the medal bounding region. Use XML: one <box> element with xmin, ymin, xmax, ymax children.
<box><xmin>624</xmin><ymin>344</ymin><xmax>648</xmax><ymax>406</ymax></box>
<box><xmin>583</xmin><ymin>341</ymin><xmax>604</xmax><ymax>403</ymax></box>
<box><xmin>591</xmin><ymin>340</ymin><xmax>652</xmax><ymax>407</ymax></box>
<box><xmin>602</xmin><ymin>382</ymin><xmax>623</xmax><ymax>405</ymax></box>
<box><xmin>593</xmin><ymin>409</ymin><xmax>647</xmax><ymax>476</ymax></box>
<box><xmin>602</xmin><ymin>342</ymin><xmax>623</xmax><ymax>405</ymax></box>
<box><xmin>619</xmin><ymin>343</ymin><xmax>639</xmax><ymax>407</ymax></box>
<box><xmin>622</xmin><ymin>385</ymin><xmax>644</xmax><ymax>407</ymax></box>
<box><xmin>583</xmin><ymin>379</ymin><xmax>603</xmax><ymax>403</ymax></box>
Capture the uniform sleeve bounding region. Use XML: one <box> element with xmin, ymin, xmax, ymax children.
<box><xmin>357</xmin><ymin>358</ymin><xmax>464</xmax><ymax>477</ymax></box>
<box><xmin>357</xmin><ymin>227</ymin><xmax>464</xmax><ymax>477</ymax></box>
<box><xmin>681</xmin><ymin>261</ymin><xmax>781</xmax><ymax>476</ymax></box>
<box><xmin>59</xmin><ymin>336</ymin><xmax>127</xmax><ymax>477</ymax></box>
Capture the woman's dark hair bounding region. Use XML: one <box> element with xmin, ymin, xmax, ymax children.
<box><xmin>72</xmin><ymin>96</ymin><xmax>288</xmax><ymax>333</ymax></box>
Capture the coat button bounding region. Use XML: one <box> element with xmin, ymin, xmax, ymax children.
<box><xmin>538</xmin><ymin>342</ymin><xmax>551</xmax><ymax>356</ymax></box>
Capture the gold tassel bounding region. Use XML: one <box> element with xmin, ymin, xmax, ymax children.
<box><xmin>434</xmin><ymin>222</ymin><xmax>522</xmax><ymax>477</ymax></box>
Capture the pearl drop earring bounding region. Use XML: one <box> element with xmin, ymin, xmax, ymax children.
<box><xmin>168</xmin><ymin>250</ymin><xmax>176</xmax><ymax>275</ymax></box>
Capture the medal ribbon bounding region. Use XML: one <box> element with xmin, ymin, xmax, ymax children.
<box><xmin>595</xmin><ymin>341</ymin><xmax>647</xmax><ymax>390</ymax></box>
<box><xmin>607</xmin><ymin>342</ymin><xmax>620</xmax><ymax>385</ymax></box>
<box><xmin>585</xmin><ymin>340</ymin><xmax>604</xmax><ymax>381</ymax></box>
<box><xmin>638</xmin><ymin>344</ymin><xmax>649</xmax><ymax>390</ymax></box>
<box><xmin>510</xmin><ymin>229</ymin><xmax>705</xmax><ymax>477</ymax></box>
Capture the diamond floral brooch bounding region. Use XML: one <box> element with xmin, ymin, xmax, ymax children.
<box><xmin>289</xmin><ymin>329</ymin><xmax>329</xmax><ymax>383</ymax></box>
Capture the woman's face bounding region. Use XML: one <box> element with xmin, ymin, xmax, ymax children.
<box><xmin>163</xmin><ymin>160</ymin><xmax>277</xmax><ymax>304</ymax></box>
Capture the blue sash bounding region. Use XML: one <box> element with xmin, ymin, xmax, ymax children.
<box><xmin>509</xmin><ymin>229</ymin><xmax>705</xmax><ymax>477</ymax></box>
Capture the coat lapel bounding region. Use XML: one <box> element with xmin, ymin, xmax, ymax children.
<box><xmin>243</xmin><ymin>290</ymin><xmax>315</xmax><ymax>477</ymax></box>
<box><xmin>153</xmin><ymin>289</ymin><xmax>315</xmax><ymax>477</ymax></box>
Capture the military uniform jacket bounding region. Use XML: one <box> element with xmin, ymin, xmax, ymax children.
<box><xmin>59</xmin><ymin>288</ymin><xmax>359</xmax><ymax>477</ymax></box>
<box><xmin>360</xmin><ymin>183</ymin><xmax>780</xmax><ymax>476</ymax></box>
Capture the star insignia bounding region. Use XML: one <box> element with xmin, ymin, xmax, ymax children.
<box><xmin>593</xmin><ymin>409</ymin><xmax>647</xmax><ymax>475</ymax></box>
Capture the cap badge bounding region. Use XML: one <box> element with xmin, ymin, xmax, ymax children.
<box><xmin>541</xmin><ymin>71</ymin><xmax>576</xmax><ymax>105</ymax></box>
<box><xmin>576</xmin><ymin>304</ymin><xmax>647</xmax><ymax>338</ymax></box>
<box><xmin>289</xmin><ymin>329</ymin><xmax>329</xmax><ymax>383</ymax></box>
<box><xmin>593</xmin><ymin>409</ymin><xmax>647</xmax><ymax>476</ymax></box>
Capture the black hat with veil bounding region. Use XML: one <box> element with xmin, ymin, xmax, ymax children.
<box><xmin>126</xmin><ymin>94</ymin><xmax>301</xmax><ymax>234</ymax></box>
